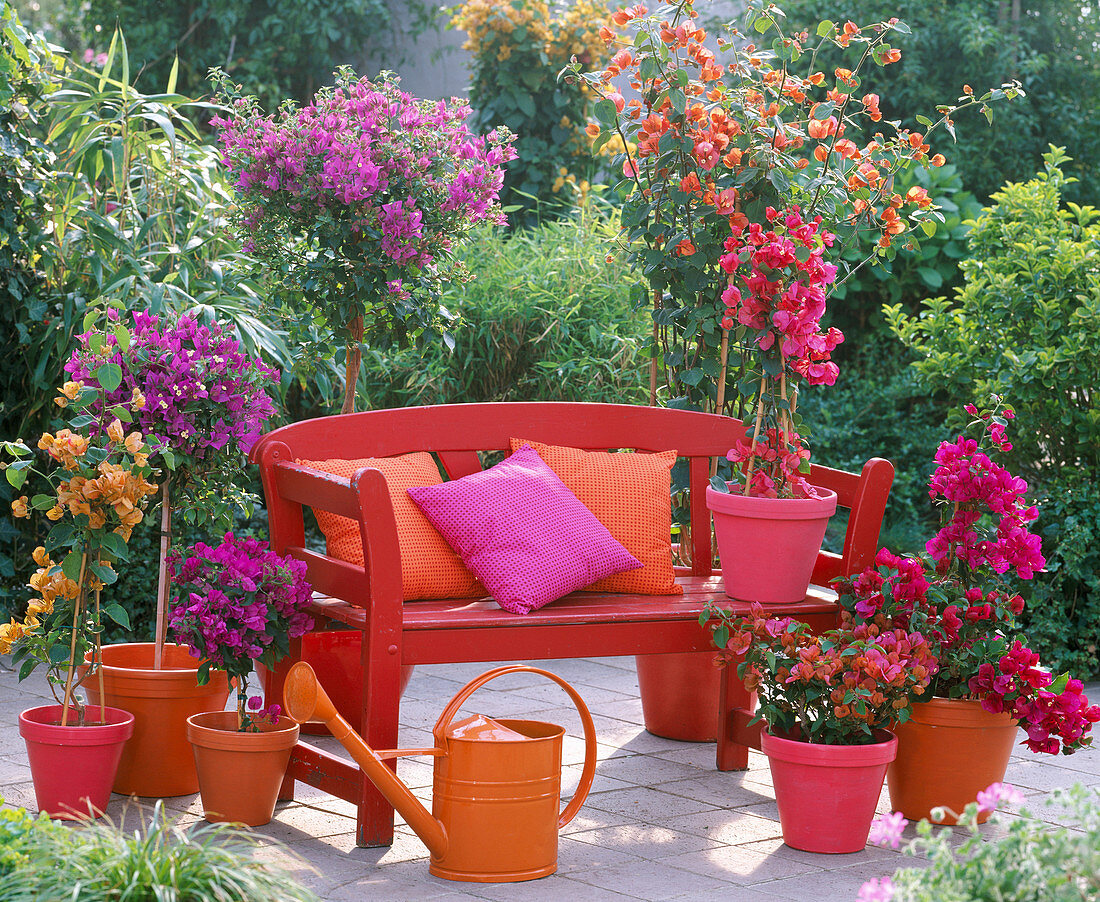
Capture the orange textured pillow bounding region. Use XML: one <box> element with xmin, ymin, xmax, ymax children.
<box><xmin>510</xmin><ymin>439</ymin><xmax>681</xmax><ymax>595</ymax></box>
<box><xmin>296</xmin><ymin>454</ymin><xmax>485</xmax><ymax>601</ymax></box>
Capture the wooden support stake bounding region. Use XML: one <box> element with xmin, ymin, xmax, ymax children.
<box><xmin>153</xmin><ymin>482</ymin><xmax>171</xmax><ymax>670</ymax></box>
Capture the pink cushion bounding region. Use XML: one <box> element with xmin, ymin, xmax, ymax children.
<box><xmin>406</xmin><ymin>445</ymin><xmax>641</xmax><ymax>614</ymax></box>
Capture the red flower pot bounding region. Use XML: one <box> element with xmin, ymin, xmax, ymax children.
<box><xmin>186</xmin><ymin>710</ymin><xmax>300</xmax><ymax>826</ymax></box>
<box><xmin>636</xmin><ymin>651</ymin><xmax>720</xmax><ymax>742</ymax></box>
<box><xmin>707</xmin><ymin>485</ymin><xmax>837</xmax><ymax>604</ymax></box>
<box><xmin>763</xmin><ymin>727</ymin><xmax>897</xmax><ymax>853</ymax></box>
<box><xmin>888</xmin><ymin>697</ymin><xmax>1018</xmax><ymax>825</ymax></box>
<box><xmin>19</xmin><ymin>704</ymin><xmax>134</xmax><ymax>820</ymax></box>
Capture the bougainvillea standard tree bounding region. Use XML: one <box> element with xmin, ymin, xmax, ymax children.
<box><xmin>66</xmin><ymin>311</ymin><xmax>278</xmax><ymax>667</ymax></box>
<box><xmin>574</xmin><ymin>0</ymin><xmax>1021</xmax><ymax>502</ymax></box>
<box><xmin>211</xmin><ymin>68</ymin><xmax>516</xmax><ymax>414</ymax></box>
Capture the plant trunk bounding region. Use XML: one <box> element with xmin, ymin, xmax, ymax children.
<box><xmin>342</xmin><ymin>315</ymin><xmax>364</xmax><ymax>415</ymax></box>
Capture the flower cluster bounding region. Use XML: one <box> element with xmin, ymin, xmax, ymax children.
<box><xmin>66</xmin><ymin>311</ymin><xmax>277</xmax><ymax>467</ymax></box>
<box><xmin>703</xmin><ymin>601</ymin><xmax>937</xmax><ymax>745</ymax></box>
<box><xmin>569</xmin><ymin>1</ymin><xmax>1018</xmax><ymax>416</ymax></box>
<box><xmin>2</xmin><ymin>348</ymin><xmax>158</xmax><ymax>723</ymax></box>
<box><xmin>837</xmin><ymin>400</ymin><xmax>1100</xmax><ymax>755</ymax></box>
<box><xmin>168</xmin><ymin>533</ymin><xmax>314</xmax><ymax>731</ymax></box>
<box><xmin>717</xmin><ymin>206</ymin><xmax>843</xmax><ymax>496</ymax></box>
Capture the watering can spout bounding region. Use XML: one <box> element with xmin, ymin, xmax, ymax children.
<box><xmin>282</xmin><ymin>662</ymin><xmax>447</xmax><ymax>857</ymax></box>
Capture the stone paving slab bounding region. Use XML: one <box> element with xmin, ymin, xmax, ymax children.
<box><xmin>1</xmin><ymin>656</ymin><xmax>1097</xmax><ymax>901</ymax></box>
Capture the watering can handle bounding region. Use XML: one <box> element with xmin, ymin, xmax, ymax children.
<box><xmin>432</xmin><ymin>664</ymin><xmax>598</xmax><ymax>829</ymax></box>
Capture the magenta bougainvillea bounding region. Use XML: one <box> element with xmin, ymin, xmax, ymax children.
<box><xmin>210</xmin><ymin>68</ymin><xmax>516</xmax><ymax>413</ymax></box>
<box><xmin>836</xmin><ymin>399</ymin><xmax>1100</xmax><ymax>755</ymax></box>
<box><xmin>65</xmin><ymin>311</ymin><xmax>277</xmax><ymax>466</ymax></box>
<box><xmin>168</xmin><ymin>533</ymin><xmax>314</xmax><ymax>730</ymax></box>
<box><xmin>717</xmin><ymin>205</ymin><xmax>844</xmax><ymax>497</ymax></box>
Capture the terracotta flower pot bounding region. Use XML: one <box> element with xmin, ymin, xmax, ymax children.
<box><xmin>887</xmin><ymin>697</ymin><xmax>1019</xmax><ymax>825</ymax></box>
<box><xmin>763</xmin><ymin>727</ymin><xmax>897</xmax><ymax>853</ymax></box>
<box><xmin>707</xmin><ymin>485</ymin><xmax>837</xmax><ymax>604</ymax></box>
<box><xmin>186</xmin><ymin>710</ymin><xmax>300</xmax><ymax>826</ymax></box>
<box><xmin>19</xmin><ymin>704</ymin><xmax>134</xmax><ymax>819</ymax></box>
<box><xmin>81</xmin><ymin>642</ymin><xmax>230</xmax><ymax>797</ymax></box>
<box><xmin>635</xmin><ymin>651</ymin><xmax>720</xmax><ymax>742</ymax></box>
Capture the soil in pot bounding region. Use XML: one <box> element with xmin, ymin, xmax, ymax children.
<box><xmin>19</xmin><ymin>704</ymin><xmax>134</xmax><ymax>819</ymax></box>
<box><xmin>186</xmin><ymin>710</ymin><xmax>300</xmax><ymax>827</ymax></box>
<box><xmin>82</xmin><ymin>642</ymin><xmax>230</xmax><ymax>797</ymax></box>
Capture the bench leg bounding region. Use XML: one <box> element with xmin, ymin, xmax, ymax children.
<box><xmin>716</xmin><ymin>659</ymin><xmax>757</xmax><ymax>771</ymax></box>
<box><xmin>355</xmin><ymin>624</ymin><xmax>403</xmax><ymax>848</ymax></box>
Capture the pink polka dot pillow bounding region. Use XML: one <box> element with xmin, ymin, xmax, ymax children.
<box><xmin>406</xmin><ymin>445</ymin><xmax>641</xmax><ymax>614</ymax></box>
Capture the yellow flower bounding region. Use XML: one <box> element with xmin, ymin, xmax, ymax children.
<box><xmin>131</xmin><ymin>387</ymin><xmax>146</xmax><ymax>410</ymax></box>
<box><xmin>46</xmin><ymin>505</ymin><xmax>64</xmax><ymax>521</ymax></box>
<box><xmin>106</xmin><ymin>419</ymin><xmax>125</xmax><ymax>443</ymax></box>
<box><xmin>11</xmin><ymin>496</ymin><xmax>29</xmax><ymax>519</ymax></box>
<box><xmin>124</xmin><ymin>432</ymin><xmax>144</xmax><ymax>454</ymax></box>
<box><xmin>61</xmin><ymin>381</ymin><xmax>83</xmax><ymax>400</ymax></box>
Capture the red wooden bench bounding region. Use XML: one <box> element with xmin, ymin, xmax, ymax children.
<box><xmin>251</xmin><ymin>402</ymin><xmax>894</xmax><ymax>847</ymax></box>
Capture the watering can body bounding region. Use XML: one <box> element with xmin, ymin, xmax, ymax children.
<box><xmin>283</xmin><ymin>663</ymin><xmax>597</xmax><ymax>883</ymax></box>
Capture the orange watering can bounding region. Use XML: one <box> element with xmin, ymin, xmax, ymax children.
<box><xmin>283</xmin><ymin>662</ymin><xmax>597</xmax><ymax>883</ymax></box>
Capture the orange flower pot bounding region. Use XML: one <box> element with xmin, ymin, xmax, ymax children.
<box><xmin>636</xmin><ymin>651</ymin><xmax>720</xmax><ymax>742</ymax></box>
<box><xmin>887</xmin><ymin>697</ymin><xmax>1019</xmax><ymax>825</ymax></box>
<box><xmin>82</xmin><ymin>642</ymin><xmax>230</xmax><ymax>797</ymax></box>
<box><xmin>186</xmin><ymin>710</ymin><xmax>299</xmax><ymax>826</ymax></box>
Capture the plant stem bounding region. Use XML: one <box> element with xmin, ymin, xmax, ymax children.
<box><xmin>95</xmin><ymin>582</ymin><xmax>105</xmax><ymax>725</ymax></box>
<box><xmin>712</xmin><ymin>328</ymin><xmax>730</xmax><ymax>479</ymax></box>
<box><xmin>61</xmin><ymin>552</ymin><xmax>89</xmax><ymax>727</ymax></box>
<box><xmin>341</xmin><ymin>315</ymin><xmax>364</xmax><ymax>415</ymax></box>
<box><xmin>154</xmin><ymin>482</ymin><xmax>172</xmax><ymax>670</ymax></box>
<box><xmin>743</xmin><ymin>376</ymin><xmax>767</xmax><ymax>496</ymax></box>
<box><xmin>649</xmin><ymin>291</ymin><xmax>660</xmax><ymax>406</ymax></box>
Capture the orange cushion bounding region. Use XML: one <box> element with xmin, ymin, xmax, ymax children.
<box><xmin>297</xmin><ymin>454</ymin><xmax>486</xmax><ymax>601</ymax></box>
<box><xmin>510</xmin><ymin>439</ymin><xmax>681</xmax><ymax>595</ymax></box>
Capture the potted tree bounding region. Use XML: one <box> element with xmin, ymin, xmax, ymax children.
<box><xmin>3</xmin><ymin>310</ymin><xmax>158</xmax><ymax>817</ymax></box>
<box><xmin>702</xmin><ymin>601</ymin><xmax>937</xmax><ymax>853</ymax></box>
<box><xmin>836</xmin><ymin>398</ymin><xmax>1100</xmax><ymax>823</ymax></box>
<box><xmin>171</xmin><ymin>532</ymin><xmax>314</xmax><ymax>827</ymax></box>
<box><xmin>66</xmin><ymin>310</ymin><xmax>278</xmax><ymax>796</ymax></box>
<box><xmin>572</xmin><ymin>0</ymin><xmax>1021</xmax><ymax>738</ymax></box>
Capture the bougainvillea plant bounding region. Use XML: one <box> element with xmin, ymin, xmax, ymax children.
<box><xmin>701</xmin><ymin>600</ymin><xmax>936</xmax><ymax>745</ymax></box>
<box><xmin>210</xmin><ymin>68</ymin><xmax>516</xmax><ymax>414</ymax></box>
<box><xmin>168</xmin><ymin>533</ymin><xmax>314</xmax><ymax>731</ymax></box>
<box><xmin>836</xmin><ymin>399</ymin><xmax>1100</xmax><ymax>755</ymax></box>
<box><xmin>571</xmin><ymin>0</ymin><xmax>1021</xmax><ymax>497</ymax></box>
<box><xmin>2</xmin><ymin>305</ymin><xmax>158</xmax><ymax>724</ymax></box>
<box><xmin>66</xmin><ymin>310</ymin><xmax>278</xmax><ymax>667</ymax></box>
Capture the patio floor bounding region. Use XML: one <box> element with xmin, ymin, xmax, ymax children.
<box><xmin>3</xmin><ymin>656</ymin><xmax>1098</xmax><ymax>901</ymax></box>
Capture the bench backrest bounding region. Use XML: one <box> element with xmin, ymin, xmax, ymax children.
<box><xmin>252</xmin><ymin>402</ymin><xmax>894</xmax><ymax>598</ymax></box>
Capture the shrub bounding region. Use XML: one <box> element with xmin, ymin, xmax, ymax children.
<box><xmin>867</xmin><ymin>784</ymin><xmax>1100</xmax><ymax>902</ymax></box>
<box><xmin>360</xmin><ymin>204</ymin><xmax>649</xmax><ymax>407</ymax></box>
<box><xmin>450</xmin><ymin>0</ymin><xmax>613</xmax><ymax>223</ymax></box>
<box><xmin>888</xmin><ymin>147</ymin><xmax>1100</xmax><ymax>675</ymax></box>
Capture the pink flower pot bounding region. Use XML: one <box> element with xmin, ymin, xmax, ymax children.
<box><xmin>706</xmin><ymin>485</ymin><xmax>837</xmax><ymax>604</ymax></box>
<box><xmin>763</xmin><ymin>728</ymin><xmax>897</xmax><ymax>854</ymax></box>
<box><xmin>19</xmin><ymin>704</ymin><xmax>134</xmax><ymax>819</ymax></box>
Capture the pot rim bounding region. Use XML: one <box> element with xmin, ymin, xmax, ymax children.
<box><xmin>761</xmin><ymin>726</ymin><xmax>897</xmax><ymax>766</ymax></box>
<box><xmin>706</xmin><ymin>484</ymin><xmax>838</xmax><ymax>519</ymax></box>
<box><xmin>907</xmin><ymin>696</ymin><xmax>1020</xmax><ymax>728</ymax></box>
<box><xmin>19</xmin><ymin>704</ymin><xmax>135</xmax><ymax>745</ymax></box>
<box><xmin>186</xmin><ymin>710</ymin><xmax>299</xmax><ymax>752</ymax></box>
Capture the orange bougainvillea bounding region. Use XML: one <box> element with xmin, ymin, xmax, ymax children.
<box><xmin>1</xmin><ymin>308</ymin><xmax>159</xmax><ymax>724</ymax></box>
<box><xmin>568</xmin><ymin>0</ymin><xmax>1022</xmax><ymax>424</ymax></box>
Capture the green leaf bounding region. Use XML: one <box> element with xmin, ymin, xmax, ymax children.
<box><xmin>103</xmin><ymin>603</ymin><xmax>130</xmax><ymax>629</ymax></box>
<box><xmin>915</xmin><ymin>114</ymin><xmax>933</xmax><ymax>128</ymax></box>
<box><xmin>114</xmin><ymin>324</ymin><xmax>131</xmax><ymax>352</ymax></box>
<box><xmin>99</xmin><ymin>531</ymin><xmax>129</xmax><ymax>561</ymax></box>
<box><xmin>30</xmin><ymin>494</ymin><xmax>55</xmax><ymax>510</ymax></box>
<box><xmin>96</xmin><ymin>362</ymin><xmax>123</xmax><ymax>392</ymax></box>
<box><xmin>921</xmin><ymin>219</ymin><xmax>938</xmax><ymax>238</ymax></box>
<box><xmin>917</xmin><ymin>266</ymin><xmax>944</xmax><ymax>289</ymax></box>
<box><xmin>166</xmin><ymin>55</ymin><xmax>179</xmax><ymax>94</ymax></box>
<box><xmin>62</xmin><ymin>551</ymin><xmax>84</xmax><ymax>580</ymax></box>
<box><xmin>5</xmin><ymin>466</ymin><xmax>28</xmax><ymax>489</ymax></box>
<box><xmin>18</xmin><ymin>658</ymin><xmax>38</xmax><ymax>680</ymax></box>
<box><xmin>709</xmin><ymin>475</ymin><xmax>730</xmax><ymax>493</ymax></box>
<box><xmin>48</xmin><ymin>643</ymin><xmax>71</xmax><ymax>665</ymax></box>
<box><xmin>89</xmin><ymin>561</ymin><xmax>118</xmax><ymax>585</ymax></box>
<box><xmin>594</xmin><ymin>99</ymin><xmax>617</xmax><ymax>126</ymax></box>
